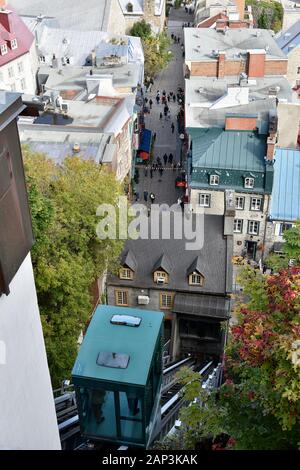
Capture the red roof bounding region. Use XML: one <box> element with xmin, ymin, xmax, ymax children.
<box><xmin>0</xmin><ymin>6</ymin><xmax>34</xmax><ymax>67</ymax></box>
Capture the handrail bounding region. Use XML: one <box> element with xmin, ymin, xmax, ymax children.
<box><xmin>163</xmin><ymin>356</ymin><xmax>193</xmax><ymax>375</ymax></box>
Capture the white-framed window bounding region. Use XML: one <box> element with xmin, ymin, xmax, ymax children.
<box><xmin>8</xmin><ymin>66</ymin><xmax>14</xmax><ymax>78</ymax></box>
<box><xmin>199</xmin><ymin>193</ymin><xmax>210</xmax><ymax>207</ymax></box>
<box><xmin>119</xmin><ymin>268</ymin><xmax>133</xmax><ymax>279</ymax></box>
<box><xmin>209</xmin><ymin>174</ymin><xmax>219</xmax><ymax>186</ymax></box>
<box><xmin>235</xmin><ymin>196</ymin><xmax>244</xmax><ymax>210</ymax></box>
<box><xmin>1</xmin><ymin>44</ymin><xmax>8</xmax><ymax>55</ymax></box>
<box><xmin>279</xmin><ymin>223</ymin><xmax>293</xmax><ymax>236</ymax></box>
<box><xmin>10</xmin><ymin>83</ymin><xmax>16</xmax><ymax>91</ymax></box>
<box><xmin>189</xmin><ymin>273</ymin><xmax>204</xmax><ymax>286</ymax></box>
<box><xmin>248</xmin><ymin>220</ymin><xmax>259</xmax><ymax>235</ymax></box>
<box><xmin>39</xmin><ymin>55</ymin><xmax>46</xmax><ymax>63</ymax></box>
<box><xmin>233</xmin><ymin>219</ymin><xmax>243</xmax><ymax>233</ymax></box>
<box><xmin>17</xmin><ymin>61</ymin><xmax>23</xmax><ymax>74</ymax></box>
<box><xmin>20</xmin><ymin>78</ymin><xmax>26</xmax><ymax>90</ymax></box>
<box><xmin>11</xmin><ymin>39</ymin><xmax>17</xmax><ymax>50</ymax></box>
<box><xmin>244</xmin><ymin>177</ymin><xmax>254</xmax><ymax>189</ymax></box>
<box><xmin>250</xmin><ymin>197</ymin><xmax>262</xmax><ymax>211</ymax></box>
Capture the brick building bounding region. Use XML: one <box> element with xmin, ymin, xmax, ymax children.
<box><xmin>184</xmin><ymin>28</ymin><xmax>288</xmax><ymax>79</ymax></box>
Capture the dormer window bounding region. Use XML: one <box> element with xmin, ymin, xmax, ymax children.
<box><xmin>11</xmin><ymin>39</ymin><xmax>17</xmax><ymax>50</ymax></box>
<box><xmin>126</xmin><ymin>2</ymin><xmax>133</xmax><ymax>12</ymax></box>
<box><xmin>119</xmin><ymin>267</ymin><xmax>133</xmax><ymax>280</ymax></box>
<box><xmin>154</xmin><ymin>271</ymin><xmax>169</xmax><ymax>284</ymax></box>
<box><xmin>1</xmin><ymin>44</ymin><xmax>8</xmax><ymax>55</ymax></box>
<box><xmin>189</xmin><ymin>272</ymin><xmax>204</xmax><ymax>286</ymax></box>
<box><xmin>210</xmin><ymin>174</ymin><xmax>219</xmax><ymax>186</ymax></box>
<box><xmin>244</xmin><ymin>177</ymin><xmax>254</xmax><ymax>189</ymax></box>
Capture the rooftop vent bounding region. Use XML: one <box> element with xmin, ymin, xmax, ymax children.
<box><xmin>96</xmin><ymin>351</ymin><xmax>130</xmax><ymax>369</ymax></box>
<box><xmin>110</xmin><ymin>314</ymin><xmax>141</xmax><ymax>327</ymax></box>
<box><xmin>73</xmin><ymin>143</ymin><xmax>80</xmax><ymax>153</ymax></box>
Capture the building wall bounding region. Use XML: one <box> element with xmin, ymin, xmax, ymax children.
<box><xmin>107</xmin><ymin>0</ymin><xmax>127</xmax><ymax>35</ymax></box>
<box><xmin>277</xmin><ymin>102</ymin><xmax>300</xmax><ymax>149</ymax></box>
<box><xmin>189</xmin><ymin>58</ymin><xmax>287</xmax><ymax>77</ymax></box>
<box><xmin>189</xmin><ymin>188</ymin><xmax>270</xmax><ymax>257</ymax></box>
<box><xmin>0</xmin><ymin>51</ymin><xmax>36</xmax><ymax>94</ymax></box>
<box><xmin>282</xmin><ymin>10</ymin><xmax>300</xmax><ymax>31</ymax></box>
<box><xmin>286</xmin><ymin>46</ymin><xmax>300</xmax><ymax>86</ymax></box>
<box><xmin>124</xmin><ymin>0</ymin><xmax>166</xmax><ymax>34</ymax></box>
<box><xmin>0</xmin><ymin>254</ymin><xmax>61</xmax><ymax>450</ymax></box>
<box><xmin>264</xmin><ymin>59</ymin><xmax>288</xmax><ymax>76</ymax></box>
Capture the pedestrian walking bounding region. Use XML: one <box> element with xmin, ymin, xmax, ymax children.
<box><xmin>172</xmin><ymin>162</ymin><xmax>176</xmax><ymax>171</ymax></box>
<box><xmin>156</xmin><ymin>95</ymin><xmax>160</xmax><ymax>104</ymax></box>
<box><xmin>177</xmin><ymin>162</ymin><xmax>181</xmax><ymax>171</ymax></box>
<box><xmin>150</xmin><ymin>167</ymin><xmax>153</xmax><ymax>178</ymax></box>
<box><xmin>177</xmin><ymin>37</ymin><xmax>180</xmax><ymax>44</ymax></box>
<box><xmin>171</xmin><ymin>33</ymin><xmax>174</xmax><ymax>40</ymax></box>
<box><xmin>163</xmin><ymin>153</ymin><xmax>168</xmax><ymax>165</ymax></box>
<box><xmin>168</xmin><ymin>153</ymin><xmax>173</xmax><ymax>164</ymax></box>
<box><xmin>162</xmin><ymin>90</ymin><xmax>166</xmax><ymax>96</ymax></box>
<box><xmin>153</xmin><ymin>131</ymin><xmax>156</xmax><ymax>141</ymax></box>
<box><xmin>135</xmin><ymin>191</ymin><xmax>139</xmax><ymax>202</ymax></box>
<box><xmin>149</xmin><ymin>98</ymin><xmax>153</xmax><ymax>109</ymax></box>
<box><xmin>157</xmin><ymin>156</ymin><xmax>161</xmax><ymax>166</ymax></box>
<box><xmin>173</xmin><ymin>94</ymin><xmax>176</xmax><ymax>103</ymax></box>
<box><xmin>159</xmin><ymin>166</ymin><xmax>163</xmax><ymax>177</ymax></box>
<box><xmin>185</xmin><ymin>5</ymin><xmax>188</xmax><ymax>13</ymax></box>
<box><xmin>159</xmin><ymin>112</ymin><xmax>163</xmax><ymax>120</ymax></box>
<box><xmin>167</xmin><ymin>94</ymin><xmax>170</xmax><ymax>102</ymax></box>
<box><xmin>171</xmin><ymin>123</ymin><xmax>175</xmax><ymax>134</ymax></box>
<box><xmin>170</xmin><ymin>91</ymin><xmax>173</xmax><ymax>97</ymax></box>
<box><xmin>144</xmin><ymin>97</ymin><xmax>148</xmax><ymax>104</ymax></box>
<box><xmin>144</xmin><ymin>190</ymin><xmax>148</xmax><ymax>202</ymax></box>
<box><xmin>150</xmin><ymin>192</ymin><xmax>155</xmax><ymax>203</ymax></box>
<box><xmin>167</xmin><ymin>110</ymin><xmax>171</xmax><ymax>120</ymax></box>
<box><xmin>144</xmin><ymin>166</ymin><xmax>148</xmax><ymax>177</ymax></box>
<box><xmin>162</xmin><ymin>96</ymin><xmax>166</xmax><ymax>105</ymax></box>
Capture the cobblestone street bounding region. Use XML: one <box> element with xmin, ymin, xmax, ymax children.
<box><xmin>134</xmin><ymin>8</ymin><xmax>191</xmax><ymax>207</ymax></box>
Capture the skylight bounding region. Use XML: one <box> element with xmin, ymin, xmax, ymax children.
<box><xmin>96</xmin><ymin>351</ymin><xmax>130</xmax><ymax>369</ymax></box>
<box><xmin>110</xmin><ymin>314</ymin><xmax>141</xmax><ymax>327</ymax></box>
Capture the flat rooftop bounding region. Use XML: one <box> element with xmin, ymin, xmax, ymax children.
<box><xmin>185</xmin><ymin>75</ymin><xmax>294</xmax><ymax>129</ymax></box>
<box><xmin>184</xmin><ymin>28</ymin><xmax>287</xmax><ymax>62</ymax></box>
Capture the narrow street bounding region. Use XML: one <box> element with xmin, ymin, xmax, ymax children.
<box><xmin>135</xmin><ymin>8</ymin><xmax>191</xmax><ymax>206</ymax></box>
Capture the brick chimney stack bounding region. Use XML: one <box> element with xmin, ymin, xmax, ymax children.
<box><xmin>234</xmin><ymin>0</ymin><xmax>245</xmax><ymax>20</ymax></box>
<box><xmin>217</xmin><ymin>51</ymin><xmax>226</xmax><ymax>78</ymax></box>
<box><xmin>266</xmin><ymin>110</ymin><xmax>278</xmax><ymax>161</ymax></box>
<box><xmin>0</xmin><ymin>9</ymin><xmax>14</xmax><ymax>33</ymax></box>
<box><xmin>247</xmin><ymin>49</ymin><xmax>266</xmax><ymax>78</ymax></box>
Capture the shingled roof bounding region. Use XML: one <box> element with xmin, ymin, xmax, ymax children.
<box><xmin>152</xmin><ymin>254</ymin><xmax>172</xmax><ymax>274</ymax></box>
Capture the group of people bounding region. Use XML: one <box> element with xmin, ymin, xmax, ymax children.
<box><xmin>170</xmin><ymin>33</ymin><xmax>180</xmax><ymax>44</ymax></box>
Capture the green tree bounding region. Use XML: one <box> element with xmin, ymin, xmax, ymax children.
<box><xmin>258</xmin><ymin>8</ymin><xmax>268</xmax><ymax>28</ymax></box>
<box><xmin>23</xmin><ymin>148</ymin><xmax>124</xmax><ymax>386</ymax></box>
<box><xmin>143</xmin><ymin>33</ymin><xmax>172</xmax><ymax>78</ymax></box>
<box><xmin>130</xmin><ymin>20</ymin><xmax>151</xmax><ymax>40</ymax></box>
<box><xmin>130</xmin><ymin>20</ymin><xmax>172</xmax><ymax>78</ymax></box>
<box><xmin>173</xmin><ymin>266</ymin><xmax>300</xmax><ymax>450</ymax></box>
<box><xmin>265</xmin><ymin>220</ymin><xmax>300</xmax><ymax>272</ymax></box>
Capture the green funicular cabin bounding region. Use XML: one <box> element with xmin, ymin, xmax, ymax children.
<box><xmin>72</xmin><ymin>305</ymin><xmax>164</xmax><ymax>448</ymax></box>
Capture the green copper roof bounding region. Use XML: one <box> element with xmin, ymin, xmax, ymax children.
<box><xmin>190</xmin><ymin>128</ymin><xmax>267</xmax><ymax>173</ymax></box>
<box><xmin>72</xmin><ymin>305</ymin><xmax>164</xmax><ymax>386</ymax></box>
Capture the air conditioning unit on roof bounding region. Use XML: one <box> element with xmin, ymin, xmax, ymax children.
<box><xmin>156</xmin><ymin>277</ymin><xmax>165</xmax><ymax>285</ymax></box>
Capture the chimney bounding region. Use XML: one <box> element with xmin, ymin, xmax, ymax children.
<box><xmin>225</xmin><ymin>114</ymin><xmax>257</xmax><ymax>131</ymax></box>
<box><xmin>217</xmin><ymin>51</ymin><xmax>225</xmax><ymax>78</ymax></box>
<box><xmin>224</xmin><ymin>189</ymin><xmax>235</xmax><ymax>236</ymax></box>
<box><xmin>234</xmin><ymin>0</ymin><xmax>245</xmax><ymax>20</ymax></box>
<box><xmin>266</xmin><ymin>135</ymin><xmax>276</xmax><ymax>161</ymax></box>
<box><xmin>0</xmin><ymin>9</ymin><xmax>13</xmax><ymax>33</ymax></box>
<box><xmin>247</xmin><ymin>49</ymin><xmax>265</xmax><ymax>78</ymax></box>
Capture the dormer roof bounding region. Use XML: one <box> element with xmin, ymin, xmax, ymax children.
<box><xmin>152</xmin><ymin>254</ymin><xmax>172</xmax><ymax>274</ymax></box>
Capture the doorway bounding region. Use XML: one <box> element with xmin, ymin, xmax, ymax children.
<box><xmin>246</xmin><ymin>241</ymin><xmax>257</xmax><ymax>260</ymax></box>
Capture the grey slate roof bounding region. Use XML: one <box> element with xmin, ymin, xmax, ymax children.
<box><xmin>173</xmin><ymin>293</ymin><xmax>230</xmax><ymax>319</ymax></box>
<box><xmin>184</xmin><ymin>28</ymin><xmax>287</xmax><ymax>62</ymax></box>
<box><xmin>9</xmin><ymin>0</ymin><xmax>112</xmax><ymax>31</ymax></box>
<box><xmin>108</xmin><ymin>214</ymin><xmax>232</xmax><ymax>295</ymax></box>
<box><xmin>190</xmin><ymin>128</ymin><xmax>267</xmax><ymax>172</ymax></box>
<box><xmin>152</xmin><ymin>254</ymin><xmax>172</xmax><ymax>274</ymax></box>
<box><xmin>187</xmin><ymin>256</ymin><xmax>202</xmax><ymax>275</ymax></box>
<box><xmin>122</xmin><ymin>250</ymin><xmax>137</xmax><ymax>271</ymax></box>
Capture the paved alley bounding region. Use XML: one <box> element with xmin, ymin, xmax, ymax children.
<box><xmin>135</xmin><ymin>8</ymin><xmax>191</xmax><ymax>207</ymax></box>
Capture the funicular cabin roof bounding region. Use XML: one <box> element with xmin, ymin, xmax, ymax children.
<box><xmin>72</xmin><ymin>305</ymin><xmax>164</xmax><ymax>387</ymax></box>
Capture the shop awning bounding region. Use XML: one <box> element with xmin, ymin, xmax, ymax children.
<box><xmin>139</xmin><ymin>128</ymin><xmax>152</xmax><ymax>155</ymax></box>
